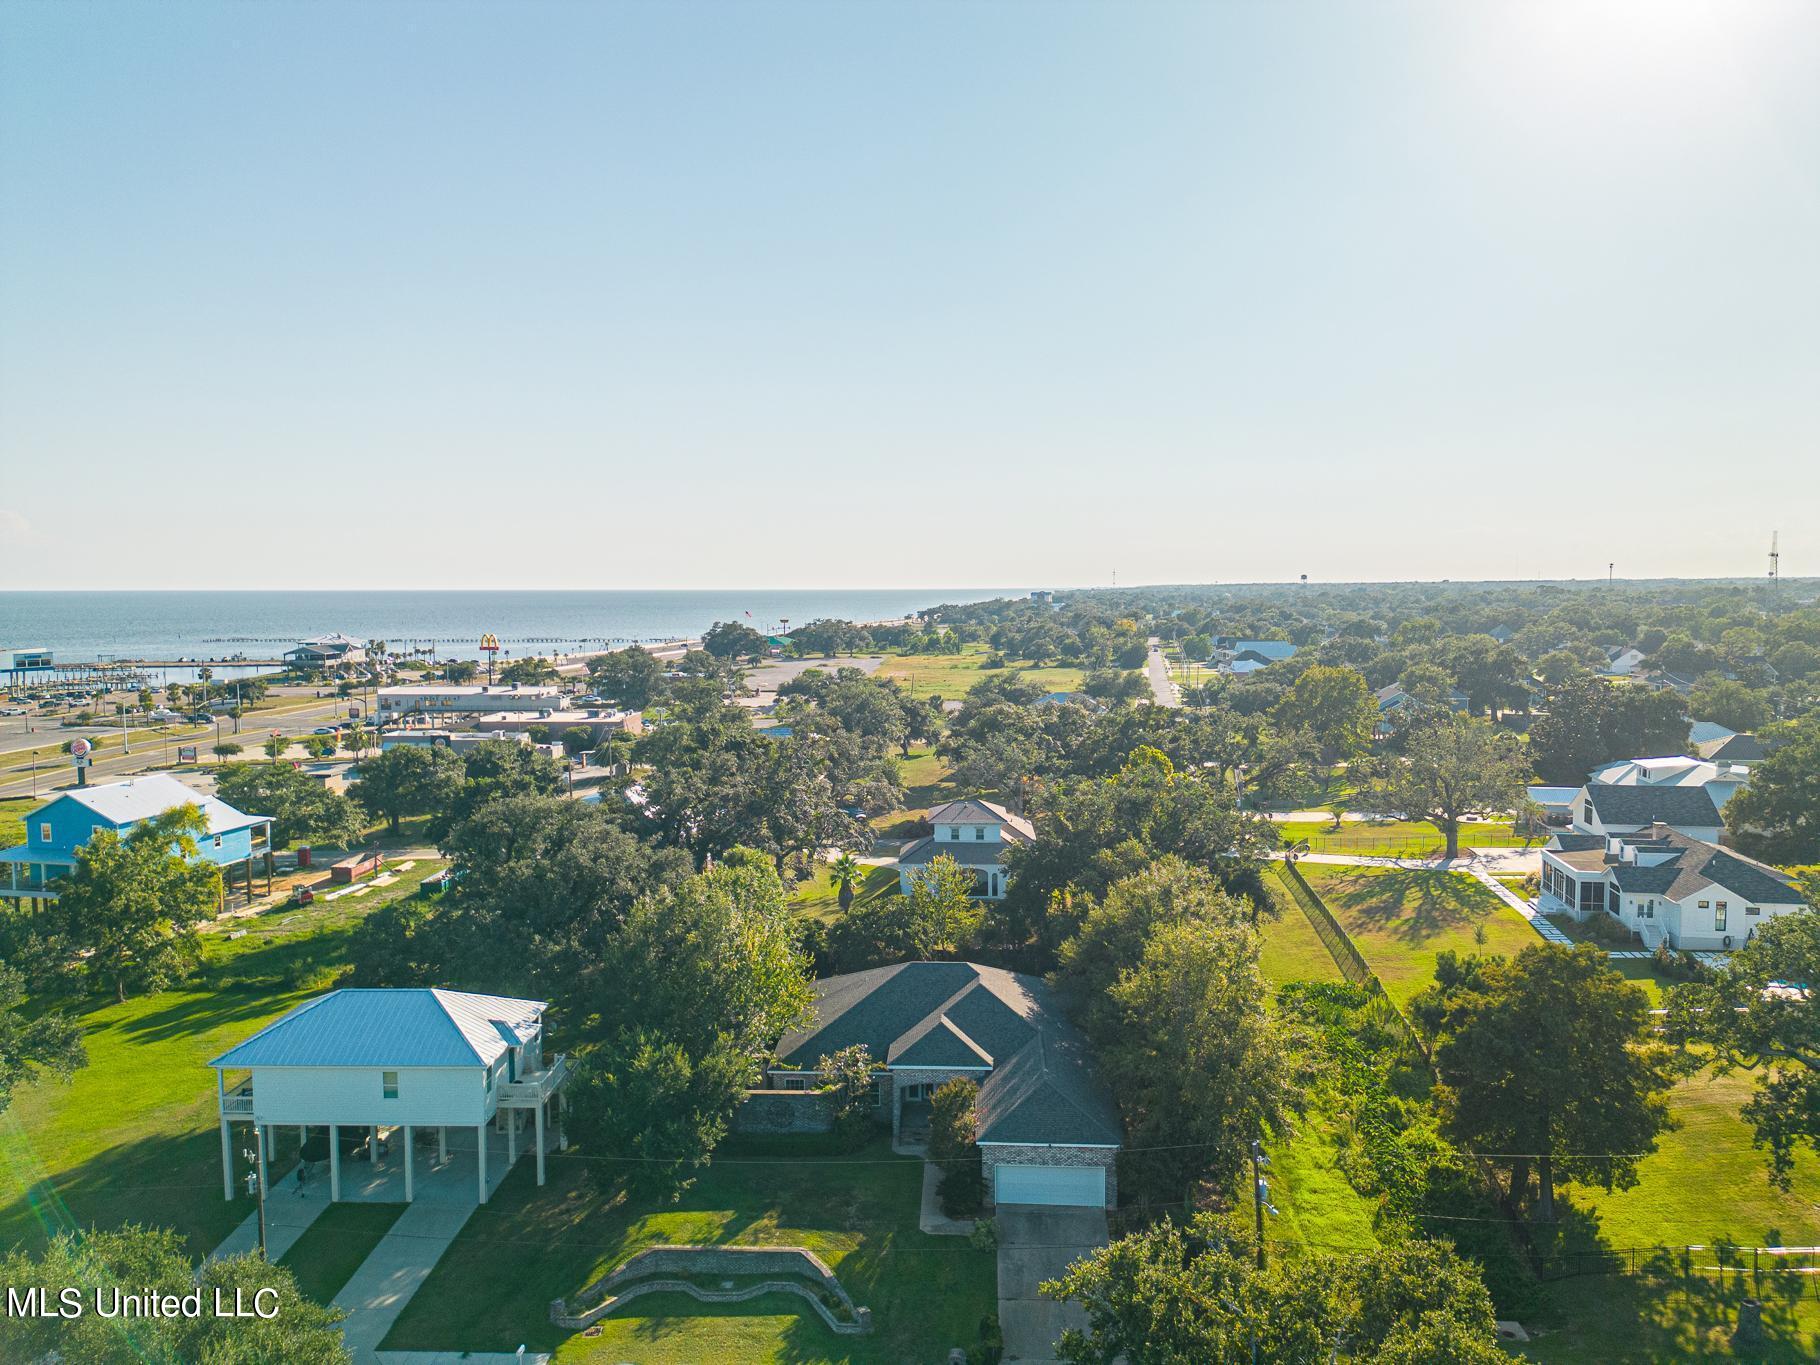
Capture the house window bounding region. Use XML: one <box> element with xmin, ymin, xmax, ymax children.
<box><xmin>1746</xmin><ymin>905</ymin><xmax>1761</xmax><ymax>916</ymax></box>
<box><xmin>212</xmin><ymin>835</ymin><xmax>222</xmax><ymax>849</ymax></box>
<box><xmin>1714</xmin><ymin>905</ymin><xmax>1728</xmax><ymax>932</ymax></box>
<box><xmin>1697</xmin><ymin>900</ymin><xmax>1709</xmax><ymax>909</ymax></box>
<box><xmin>382</xmin><ymin>1071</ymin><xmax>399</xmax><ymax>1099</ymax></box>
<box><xmin>38</xmin><ymin>823</ymin><xmax>51</xmax><ymax>843</ymax></box>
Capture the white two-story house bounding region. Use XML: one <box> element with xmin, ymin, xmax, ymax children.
<box><xmin>895</xmin><ymin>798</ymin><xmax>1034</xmax><ymax>901</ymax></box>
<box><xmin>209</xmin><ymin>988</ymin><xmax>569</xmax><ymax>1206</ymax></box>
<box><xmin>1539</xmin><ymin>824</ymin><xmax>1806</xmax><ymax>951</ymax></box>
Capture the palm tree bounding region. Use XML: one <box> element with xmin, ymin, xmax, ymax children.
<box><xmin>828</xmin><ymin>853</ymin><xmax>864</xmax><ymax>913</ymax></box>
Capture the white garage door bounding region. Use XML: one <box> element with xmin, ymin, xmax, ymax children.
<box><xmin>995</xmin><ymin>1163</ymin><xmax>1105</xmax><ymax>1207</ymax></box>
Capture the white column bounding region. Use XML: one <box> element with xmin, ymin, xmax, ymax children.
<box><xmin>507</xmin><ymin>1108</ymin><xmax>516</xmax><ymax>1165</ymax></box>
<box><xmin>256</xmin><ymin>1126</ymin><xmax>268</xmax><ymax>1197</ymax></box>
<box><xmin>329</xmin><ymin>1124</ymin><xmax>341</xmax><ymax>1202</ymax></box>
<box><xmin>477</xmin><ymin>1122</ymin><xmax>488</xmax><ymax>1204</ymax></box>
<box><xmin>535</xmin><ymin>1100</ymin><xmax>546</xmax><ymax>1186</ymax></box>
<box><xmin>220</xmin><ymin>1116</ymin><xmax>234</xmax><ymax>1201</ymax></box>
<box><xmin>438</xmin><ymin>1126</ymin><xmax>447</xmax><ymax>1164</ymax></box>
<box><xmin>371</xmin><ymin>1124</ymin><xmax>380</xmax><ymax>1164</ymax></box>
<box><xmin>403</xmin><ymin>1125</ymin><xmax>414</xmax><ymax>1202</ymax></box>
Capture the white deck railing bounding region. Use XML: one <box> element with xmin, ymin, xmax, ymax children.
<box><xmin>497</xmin><ymin>1052</ymin><xmax>569</xmax><ymax>1104</ymax></box>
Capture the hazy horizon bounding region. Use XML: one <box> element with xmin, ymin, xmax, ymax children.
<box><xmin>3</xmin><ymin>0</ymin><xmax>1816</xmax><ymax>590</ymax></box>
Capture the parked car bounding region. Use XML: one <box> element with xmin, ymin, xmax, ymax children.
<box><xmin>312</xmin><ymin>726</ymin><xmax>336</xmax><ymax>735</ymax></box>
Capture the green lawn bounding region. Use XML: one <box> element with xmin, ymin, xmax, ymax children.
<box><xmin>279</xmin><ymin>1201</ymin><xmax>406</xmax><ymax>1303</ymax></box>
<box><xmin>1258</xmin><ymin>871</ymin><xmax>1345</xmax><ymax>987</ymax></box>
<box><xmin>1562</xmin><ymin>1069</ymin><xmax>1820</xmax><ymax>1252</ymax></box>
<box><xmin>1539</xmin><ymin>915</ymin><xmax>1678</xmax><ymax>1005</ymax></box>
<box><xmin>381</xmin><ymin>1134</ymin><xmax>998</xmax><ymax>1363</ymax></box>
<box><xmin>871</xmin><ymin>743</ymin><xmax>958</xmax><ymax>835</ymax></box>
<box><xmin>1276</xmin><ymin>819</ymin><xmax>1527</xmax><ymax>859</ymax></box>
<box><xmin>0</xmin><ymin>857</ymin><xmax>442</xmax><ymax>1257</ymax></box>
<box><xmin>875</xmin><ymin>646</ymin><xmax>1086</xmax><ymax>702</ymax></box>
<box><xmin>1295</xmin><ymin>865</ymin><xmax>1540</xmax><ymax>1005</ymax></box>
<box><xmin>787</xmin><ymin>863</ymin><xmax>900</xmax><ymax>924</ymax></box>
<box><xmin>1521</xmin><ymin>1069</ymin><xmax>1820</xmax><ymax>1360</ymax></box>
<box><xmin>0</xmin><ymin>795</ymin><xmax>33</xmax><ymax>846</ymax></box>
<box><xmin>1269</xmin><ymin>1101</ymin><xmax>1381</xmax><ymax>1254</ymax></box>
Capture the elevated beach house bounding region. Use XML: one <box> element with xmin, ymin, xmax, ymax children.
<box><xmin>0</xmin><ymin>774</ymin><xmax>272</xmax><ymax>906</ymax></box>
<box><xmin>209</xmin><ymin>988</ymin><xmax>570</xmax><ymax>1205</ymax></box>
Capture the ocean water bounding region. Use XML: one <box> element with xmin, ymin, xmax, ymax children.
<box><xmin>0</xmin><ymin>589</ymin><xmax>1018</xmax><ymax>663</ymax></box>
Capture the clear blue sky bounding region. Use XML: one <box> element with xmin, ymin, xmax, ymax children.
<box><xmin>2</xmin><ymin>0</ymin><xmax>1815</xmax><ymax>590</ymax></box>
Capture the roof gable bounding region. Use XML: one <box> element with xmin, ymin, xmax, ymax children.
<box><xmin>1584</xmin><ymin>783</ymin><xmax>1721</xmax><ymax>828</ymax></box>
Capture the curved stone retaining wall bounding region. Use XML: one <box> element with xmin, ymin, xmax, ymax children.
<box><xmin>550</xmin><ymin>1244</ymin><xmax>872</xmax><ymax>1335</ymax></box>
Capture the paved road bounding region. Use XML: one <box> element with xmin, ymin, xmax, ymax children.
<box><xmin>1144</xmin><ymin>638</ymin><xmax>1179</xmax><ymax>709</ymax></box>
<box><xmin>0</xmin><ymin>695</ymin><xmax>349</xmax><ymax>800</ymax></box>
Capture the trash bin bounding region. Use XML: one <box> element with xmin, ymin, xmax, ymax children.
<box><xmin>297</xmin><ymin>846</ymin><xmax>311</xmax><ymax>868</ymax></box>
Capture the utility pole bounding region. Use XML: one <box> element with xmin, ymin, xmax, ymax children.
<box><xmin>1769</xmin><ymin>531</ymin><xmax>1780</xmax><ymax>591</ymax></box>
<box><xmin>242</xmin><ymin>1136</ymin><xmax>268</xmax><ymax>1258</ymax></box>
<box><xmin>1608</xmin><ymin>562</ymin><xmax>1614</xmax><ymax>587</ymax></box>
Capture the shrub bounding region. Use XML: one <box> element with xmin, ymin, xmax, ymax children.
<box><xmin>931</xmin><ymin>1078</ymin><xmax>985</xmax><ymax>1217</ymax></box>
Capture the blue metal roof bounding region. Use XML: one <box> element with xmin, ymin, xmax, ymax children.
<box><xmin>208</xmin><ymin>988</ymin><xmax>544</xmax><ymax>1069</ymax></box>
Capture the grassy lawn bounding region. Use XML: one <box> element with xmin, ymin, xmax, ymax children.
<box><xmin>1258</xmin><ymin>870</ymin><xmax>1345</xmax><ymax>987</ymax></box>
<box><xmin>1276</xmin><ymin>819</ymin><xmax>1527</xmax><ymax>859</ymax></box>
<box><xmin>0</xmin><ymin>857</ymin><xmax>442</xmax><ymax>1257</ymax></box>
<box><xmin>1250</xmin><ymin>769</ymin><xmax>1357</xmax><ymax>813</ymax></box>
<box><xmin>0</xmin><ymin>795</ymin><xmax>33</xmax><ymax>846</ymax></box>
<box><xmin>1519</xmin><ymin>1068</ymin><xmax>1820</xmax><ymax>1360</ymax></box>
<box><xmin>875</xmin><ymin>645</ymin><xmax>1085</xmax><ymax>702</ymax></box>
<box><xmin>1270</xmin><ymin>1102</ymin><xmax>1381</xmax><ymax>1255</ymax></box>
<box><xmin>1561</xmin><ymin>1069</ymin><xmax>1820</xmax><ymax>1252</ymax></box>
<box><xmin>381</xmin><ymin>1134</ymin><xmax>998</xmax><ymax>1363</ymax></box>
<box><xmin>870</xmin><ymin>743</ymin><xmax>958</xmax><ymax>836</ymax></box>
<box><xmin>279</xmin><ymin>1201</ymin><xmax>406</xmax><ymax>1303</ymax></box>
<box><xmin>1295</xmin><ymin>865</ymin><xmax>1540</xmax><ymax>1006</ymax></box>
<box><xmin>787</xmin><ymin>863</ymin><xmax>900</xmax><ymax>924</ymax></box>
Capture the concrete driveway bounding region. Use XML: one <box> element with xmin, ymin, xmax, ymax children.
<box><xmin>996</xmin><ymin>1205</ymin><xmax>1109</xmax><ymax>1363</ymax></box>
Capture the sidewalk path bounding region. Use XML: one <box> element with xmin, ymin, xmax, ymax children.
<box><xmin>1467</xmin><ymin>865</ymin><xmax>1573</xmax><ymax>946</ymax></box>
<box><xmin>209</xmin><ymin>1186</ymin><xmax>329</xmax><ymax>1263</ymax></box>
<box><xmin>376</xmin><ymin>1354</ymin><xmax>550</xmax><ymax>1365</ymax></box>
<box><xmin>333</xmin><ymin>1201</ymin><xmax>476</xmax><ymax>1363</ymax></box>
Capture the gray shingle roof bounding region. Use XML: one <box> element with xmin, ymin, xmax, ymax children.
<box><xmin>775</xmin><ymin>962</ymin><xmax>1120</xmax><ymax>1149</ymax></box>
<box><xmin>1583</xmin><ymin>783</ymin><xmax>1721</xmax><ymax>829</ymax></box>
<box><xmin>897</xmin><ymin>836</ymin><xmax>1009</xmax><ymax>868</ymax></box>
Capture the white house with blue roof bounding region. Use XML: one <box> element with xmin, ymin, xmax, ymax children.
<box><xmin>0</xmin><ymin>774</ymin><xmax>272</xmax><ymax>906</ymax></box>
<box><xmin>209</xmin><ymin>988</ymin><xmax>570</xmax><ymax>1206</ymax></box>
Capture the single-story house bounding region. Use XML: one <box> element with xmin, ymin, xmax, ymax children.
<box><xmin>209</xmin><ymin>987</ymin><xmax>570</xmax><ymax>1205</ymax></box>
<box><xmin>1569</xmin><ymin>782</ymin><xmax>1723</xmax><ymax>845</ymax></box>
<box><xmin>1539</xmin><ymin>824</ymin><xmax>1805</xmax><ymax>951</ymax></box>
<box><xmin>896</xmin><ymin>798</ymin><xmax>1034</xmax><ymax>901</ymax></box>
<box><xmin>284</xmin><ymin>634</ymin><xmax>367</xmax><ymax>669</ymax></box>
<box><xmin>1</xmin><ymin>774</ymin><xmax>272</xmax><ymax>905</ymax></box>
<box><xmin>767</xmin><ymin>961</ymin><xmax>1122</xmax><ymax>1208</ymax></box>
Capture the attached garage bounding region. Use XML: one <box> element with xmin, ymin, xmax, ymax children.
<box><xmin>994</xmin><ymin>1162</ymin><xmax>1106</xmax><ymax>1208</ymax></box>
